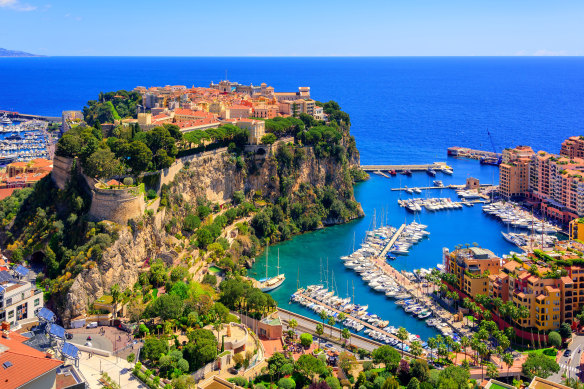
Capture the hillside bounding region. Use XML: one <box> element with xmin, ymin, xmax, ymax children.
<box><xmin>0</xmin><ymin>97</ymin><xmax>367</xmax><ymax>322</ymax></box>
<box><xmin>0</xmin><ymin>48</ymin><xmax>43</xmax><ymax>57</ymax></box>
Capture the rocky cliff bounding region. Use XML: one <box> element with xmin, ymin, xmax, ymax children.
<box><xmin>62</xmin><ymin>139</ymin><xmax>363</xmax><ymax>322</ymax></box>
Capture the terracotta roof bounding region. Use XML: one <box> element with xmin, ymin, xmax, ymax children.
<box><xmin>0</xmin><ymin>189</ymin><xmax>15</xmax><ymax>201</ymax></box>
<box><xmin>561</xmin><ymin>276</ymin><xmax>574</xmax><ymax>284</ymax></box>
<box><xmin>0</xmin><ymin>331</ymin><xmax>63</xmax><ymax>389</ymax></box>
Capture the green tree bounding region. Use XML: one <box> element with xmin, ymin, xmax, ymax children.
<box><xmin>150</xmin><ymin>293</ymin><xmax>184</xmax><ymax>320</ymax></box>
<box><xmin>84</xmin><ymin>148</ymin><xmax>123</xmax><ymax>179</ymax></box>
<box><xmin>548</xmin><ymin>331</ymin><xmax>562</xmax><ymax>348</ymax></box>
<box><xmin>396</xmin><ymin>327</ymin><xmax>409</xmax><ymax>357</ymax></box>
<box><xmin>299</xmin><ymin>333</ymin><xmax>313</xmax><ymax>348</ymax></box>
<box><xmin>183</xmin><ymin>329</ymin><xmax>218</xmax><ymax>371</ymax></box>
<box><xmin>261</xmin><ymin>133</ymin><xmax>277</xmax><ymax>144</ymax></box>
<box><xmin>522</xmin><ymin>352</ymin><xmax>560</xmax><ymax>379</ymax></box>
<box><xmin>560</xmin><ymin>323</ymin><xmax>572</xmax><ymax>340</ymax></box>
<box><xmin>143</xmin><ymin>337</ymin><xmax>169</xmax><ymax>362</ymax></box>
<box><xmin>372</xmin><ymin>345</ymin><xmax>401</xmax><ymax>372</ymax></box>
<box><xmin>125</xmin><ymin>140</ymin><xmax>152</xmax><ymax>173</ymax></box>
<box><xmin>437</xmin><ymin>366</ymin><xmax>470</xmax><ymax>389</ymax></box>
<box><xmin>295</xmin><ymin>354</ymin><xmax>325</xmax><ymax>383</ymax></box>
<box><xmin>410</xmin><ymin>359</ymin><xmax>430</xmax><ymax>383</ymax></box>
<box><xmin>407</xmin><ymin>377</ymin><xmax>420</xmax><ymax>389</ymax></box>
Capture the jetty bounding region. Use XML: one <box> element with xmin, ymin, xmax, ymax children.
<box><xmin>379</xmin><ymin>224</ymin><xmax>405</xmax><ymax>258</ymax></box>
<box><xmin>361</xmin><ymin>162</ymin><xmax>450</xmax><ymax>172</ymax></box>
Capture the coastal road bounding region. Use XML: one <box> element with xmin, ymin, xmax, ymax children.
<box><xmin>278</xmin><ymin>308</ymin><xmax>384</xmax><ymax>353</ymax></box>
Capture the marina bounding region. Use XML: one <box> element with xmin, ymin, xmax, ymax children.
<box><xmin>361</xmin><ymin>162</ymin><xmax>452</xmax><ymax>173</ymax></box>
<box><xmin>0</xmin><ymin>117</ymin><xmax>53</xmax><ymax>163</ymax></box>
<box><xmin>252</xmin><ymin>158</ymin><xmax>514</xmax><ymax>342</ymax></box>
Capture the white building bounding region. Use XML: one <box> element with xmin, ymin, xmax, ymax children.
<box><xmin>0</xmin><ymin>266</ymin><xmax>43</xmax><ymax>327</ymax></box>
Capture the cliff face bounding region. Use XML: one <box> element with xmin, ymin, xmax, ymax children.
<box><xmin>62</xmin><ymin>142</ymin><xmax>362</xmax><ymax>322</ymax></box>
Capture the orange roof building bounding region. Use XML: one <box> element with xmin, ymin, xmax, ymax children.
<box><xmin>0</xmin><ymin>330</ymin><xmax>63</xmax><ymax>389</ymax></box>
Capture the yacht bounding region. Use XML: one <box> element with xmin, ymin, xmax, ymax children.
<box><xmin>0</xmin><ymin>114</ymin><xmax>12</xmax><ymax>125</ymax></box>
<box><xmin>426</xmin><ymin>168</ymin><xmax>436</xmax><ymax>176</ymax></box>
<box><xmin>259</xmin><ymin>249</ymin><xmax>286</xmax><ymax>292</ymax></box>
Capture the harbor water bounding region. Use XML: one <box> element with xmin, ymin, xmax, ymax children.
<box><xmin>250</xmin><ymin>158</ymin><xmax>518</xmax><ymax>340</ymax></box>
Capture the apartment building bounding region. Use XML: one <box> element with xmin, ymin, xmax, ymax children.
<box><xmin>560</xmin><ymin>136</ymin><xmax>584</xmax><ymax>159</ymax></box>
<box><xmin>0</xmin><ymin>267</ymin><xmax>43</xmax><ymax>327</ymax></box>
<box><xmin>444</xmin><ymin>247</ymin><xmax>501</xmax><ymax>296</ymax></box>
<box><xmin>499</xmin><ymin>146</ymin><xmax>534</xmax><ymax>199</ymax></box>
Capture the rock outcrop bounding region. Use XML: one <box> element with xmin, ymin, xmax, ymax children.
<box><xmin>62</xmin><ymin>141</ymin><xmax>363</xmax><ymax>322</ymax></box>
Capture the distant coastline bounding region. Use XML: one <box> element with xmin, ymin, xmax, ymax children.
<box><xmin>0</xmin><ymin>48</ymin><xmax>44</xmax><ymax>57</ymax></box>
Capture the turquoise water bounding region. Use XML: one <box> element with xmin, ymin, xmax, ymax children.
<box><xmin>250</xmin><ymin>158</ymin><xmax>518</xmax><ymax>340</ymax></box>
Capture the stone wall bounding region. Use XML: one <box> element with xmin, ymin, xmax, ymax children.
<box><xmin>52</xmin><ymin>156</ymin><xmax>75</xmax><ymax>190</ymax></box>
<box><xmin>88</xmin><ymin>186</ymin><xmax>146</xmax><ymax>225</ymax></box>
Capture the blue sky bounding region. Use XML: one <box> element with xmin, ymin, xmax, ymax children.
<box><xmin>1</xmin><ymin>0</ymin><xmax>582</xmax><ymax>56</ymax></box>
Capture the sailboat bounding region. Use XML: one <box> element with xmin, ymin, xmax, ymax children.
<box><xmin>259</xmin><ymin>247</ymin><xmax>286</xmax><ymax>292</ymax></box>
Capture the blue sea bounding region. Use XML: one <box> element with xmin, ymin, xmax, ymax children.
<box><xmin>2</xmin><ymin>57</ymin><xmax>584</xmax><ymax>340</ymax></box>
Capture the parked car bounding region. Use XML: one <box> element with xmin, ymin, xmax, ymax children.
<box><xmin>564</xmin><ymin>349</ymin><xmax>572</xmax><ymax>357</ymax></box>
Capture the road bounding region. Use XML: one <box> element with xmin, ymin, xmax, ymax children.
<box><xmin>549</xmin><ymin>335</ymin><xmax>584</xmax><ymax>383</ymax></box>
<box><xmin>278</xmin><ymin>308</ymin><xmax>384</xmax><ymax>353</ymax></box>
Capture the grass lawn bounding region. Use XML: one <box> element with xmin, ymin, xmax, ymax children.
<box><xmin>525</xmin><ymin>347</ymin><xmax>558</xmax><ymax>360</ymax></box>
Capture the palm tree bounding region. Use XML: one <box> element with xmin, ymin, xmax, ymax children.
<box><xmin>427</xmin><ymin>337</ymin><xmax>438</xmax><ymax>362</ymax></box>
<box><xmin>337</xmin><ymin>313</ymin><xmax>346</xmax><ymax>329</ymax></box>
<box><xmin>319</xmin><ymin>310</ymin><xmax>327</xmax><ymax>328</ymax></box>
<box><xmin>213</xmin><ymin>322</ymin><xmax>223</xmax><ymax>346</ymax></box>
<box><xmin>315</xmin><ymin>324</ymin><xmax>324</xmax><ymax>347</ymax></box>
<box><xmin>396</xmin><ymin>327</ymin><xmax>409</xmax><ymax>358</ymax></box>
<box><xmin>460</xmin><ymin>336</ymin><xmax>470</xmax><ymax>363</ymax></box>
<box><xmin>327</xmin><ymin>316</ymin><xmax>335</xmax><ymax>338</ymax></box>
<box><xmin>288</xmin><ymin>319</ymin><xmax>298</xmax><ymax>339</ymax></box>
<box><xmin>341</xmin><ymin>328</ymin><xmax>351</xmax><ymax>348</ymax></box>
<box><xmin>110</xmin><ymin>283</ymin><xmax>121</xmax><ymax>319</ymax></box>
<box><xmin>503</xmin><ymin>352</ymin><xmax>513</xmax><ymax>378</ymax></box>
<box><xmin>410</xmin><ymin>340</ymin><xmax>423</xmax><ymax>359</ymax></box>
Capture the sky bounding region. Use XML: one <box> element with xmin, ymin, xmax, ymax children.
<box><xmin>1</xmin><ymin>0</ymin><xmax>583</xmax><ymax>56</ymax></box>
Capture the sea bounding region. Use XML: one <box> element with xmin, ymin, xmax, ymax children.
<box><xmin>1</xmin><ymin>56</ymin><xmax>584</xmax><ymax>340</ymax></box>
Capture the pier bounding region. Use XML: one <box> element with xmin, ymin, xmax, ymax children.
<box><xmin>361</xmin><ymin>162</ymin><xmax>450</xmax><ymax>172</ymax></box>
<box><xmin>379</xmin><ymin>224</ymin><xmax>405</xmax><ymax>258</ymax></box>
<box><xmin>447</xmin><ymin>146</ymin><xmax>501</xmax><ymax>160</ymax></box>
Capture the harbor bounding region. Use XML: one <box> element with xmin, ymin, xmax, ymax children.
<box><xmin>251</xmin><ymin>157</ymin><xmax>513</xmax><ymax>343</ymax></box>
<box><xmin>0</xmin><ymin>115</ymin><xmax>54</xmax><ymax>163</ymax></box>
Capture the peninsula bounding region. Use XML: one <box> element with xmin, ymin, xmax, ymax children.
<box><xmin>0</xmin><ymin>48</ymin><xmax>43</xmax><ymax>57</ymax></box>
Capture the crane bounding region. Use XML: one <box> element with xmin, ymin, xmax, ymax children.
<box><xmin>480</xmin><ymin>129</ymin><xmax>501</xmax><ymax>165</ymax></box>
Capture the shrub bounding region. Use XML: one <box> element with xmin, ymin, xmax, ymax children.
<box><xmin>123</xmin><ymin>177</ymin><xmax>134</xmax><ymax>186</ymax></box>
<box><xmin>228</xmin><ymin>377</ymin><xmax>248</xmax><ymax>387</ymax></box>
<box><xmin>146</xmin><ymin>189</ymin><xmax>157</xmax><ymax>199</ymax></box>
<box><xmin>127</xmin><ymin>353</ymin><xmax>135</xmax><ymax>363</ymax></box>
<box><xmin>300</xmin><ymin>333</ymin><xmax>313</xmax><ymax>347</ymax></box>
<box><xmin>278</xmin><ymin>377</ymin><xmax>296</xmax><ymax>389</ymax></box>
<box><xmin>548</xmin><ymin>331</ymin><xmax>561</xmax><ymax>348</ymax></box>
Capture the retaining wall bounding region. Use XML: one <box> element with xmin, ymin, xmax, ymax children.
<box><xmin>88</xmin><ymin>186</ymin><xmax>145</xmax><ymax>225</ymax></box>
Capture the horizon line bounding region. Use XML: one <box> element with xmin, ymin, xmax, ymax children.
<box><xmin>2</xmin><ymin>55</ymin><xmax>583</xmax><ymax>58</ymax></box>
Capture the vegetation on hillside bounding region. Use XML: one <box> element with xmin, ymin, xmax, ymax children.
<box><xmin>83</xmin><ymin>90</ymin><xmax>142</xmax><ymax>126</ymax></box>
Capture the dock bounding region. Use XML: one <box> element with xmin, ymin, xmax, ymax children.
<box><xmin>379</xmin><ymin>224</ymin><xmax>405</xmax><ymax>258</ymax></box>
<box><xmin>361</xmin><ymin>162</ymin><xmax>450</xmax><ymax>172</ymax></box>
<box><xmin>373</xmin><ymin>170</ymin><xmax>390</xmax><ymax>178</ymax></box>
<box><xmin>294</xmin><ymin>292</ymin><xmax>413</xmax><ymax>346</ymax></box>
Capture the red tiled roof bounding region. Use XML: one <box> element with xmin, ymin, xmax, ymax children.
<box><xmin>0</xmin><ymin>332</ymin><xmax>63</xmax><ymax>389</ymax></box>
<box><xmin>0</xmin><ymin>189</ymin><xmax>15</xmax><ymax>201</ymax></box>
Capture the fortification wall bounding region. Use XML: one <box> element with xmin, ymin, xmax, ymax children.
<box><xmin>88</xmin><ymin>186</ymin><xmax>145</xmax><ymax>225</ymax></box>
<box><xmin>51</xmin><ymin>156</ymin><xmax>75</xmax><ymax>190</ymax></box>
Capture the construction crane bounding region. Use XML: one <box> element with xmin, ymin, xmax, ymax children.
<box><xmin>480</xmin><ymin>129</ymin><xmax>502</xmax><ymax>166</ymax></box>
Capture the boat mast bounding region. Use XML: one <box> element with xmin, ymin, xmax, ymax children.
<box><xmin>297</xmin><ymin>266</ymin><xmax>299</xmax><ymax>290</ymax></box>
<box><xmin>277</xmin><ymin>248</ymin><xmax>280</xmax><ymax>276</ymax></box>
<box><xmin>265</xmin><ymin>244</ymin><xmax>269</xmax><ymax>280</ymax></box>
<box><xmin>352</xmin><ymin>280</ymin><xmax>355</xmax><ymax>305</ymax></box>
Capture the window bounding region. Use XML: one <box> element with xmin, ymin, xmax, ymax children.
<box><xmin>7</xmin><ymin>311</ymin><xmax>13</xmax><ymax>319</ymax></box>
<box><xmin>34</xmin><ymin>299</ymin><xmax>40</xmax><ymax>307</ymax></box>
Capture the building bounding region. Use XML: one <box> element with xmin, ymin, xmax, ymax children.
<box><xmin>528</xmin><ymin>376</ymin><xmax>572</xmax><ymax>389</ymax></box>
<box><xmin>0</xmin><ymin>266</ymin><xmax>44</xmax><ymax>327</ymax></box>
<box><xmin>0</xmin><ymin>329</ymin><xmax>64</xmax><ymax>389</ymax></box>
<box><xmin>61</xmin><ymin>111</ymin><xmax>83</xmax><ymax>134</ymax></box>
<box><xmin>444</xmin><ymin>247</ymin><xmax>501</xmax><ymax>296</ymax></box>
<box><xmin>561</xmin><ymin>136</ymin><xmax>584</xmax><ymax>159</ymax></box>
<box><xmin>278</xmin><ymin>99</ymin><xmax>316</xmax><ymax>117</ymax></box>
<box><xmin>224</xmin><ymin>105</ymin><xmax>252</xmax><ymax>119</ymax></box>
<box><xmin>0</xmin><ymin>159</ymin><xmax>53</xmax><ymax>192</ymax></box>
<box><xmin>569</xmin><ymin>218</ymin><xmax>584</xmax><ymax>241</ymax></box>
<box><xmin>230</xmin><ymin>119</ymin><xmax>265</xmax><ymax>145</ymax></box>
<box><xmin>274</xmin><ymin>87</ymin><xmax>310</xmax><ymax>102</ymax></box>
<box><xmin>529</xmin><ymin>151</ymin><xmax>584</xmax><ymax>223</ymax></box>
<box><xmin>499</xmin><ymin>146</ymin><xmax>534</xmax><ymax>199</ymax></box>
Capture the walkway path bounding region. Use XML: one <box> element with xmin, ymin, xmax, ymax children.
<box><xmin>379</xmin><ymin>224</ymin><xmax>405</xmax><ymax>258</ymax></box>
<box><xmin>78</xmin><ymin>352</ymin><xmax>143</xmax><ymax>389</ymax></box>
